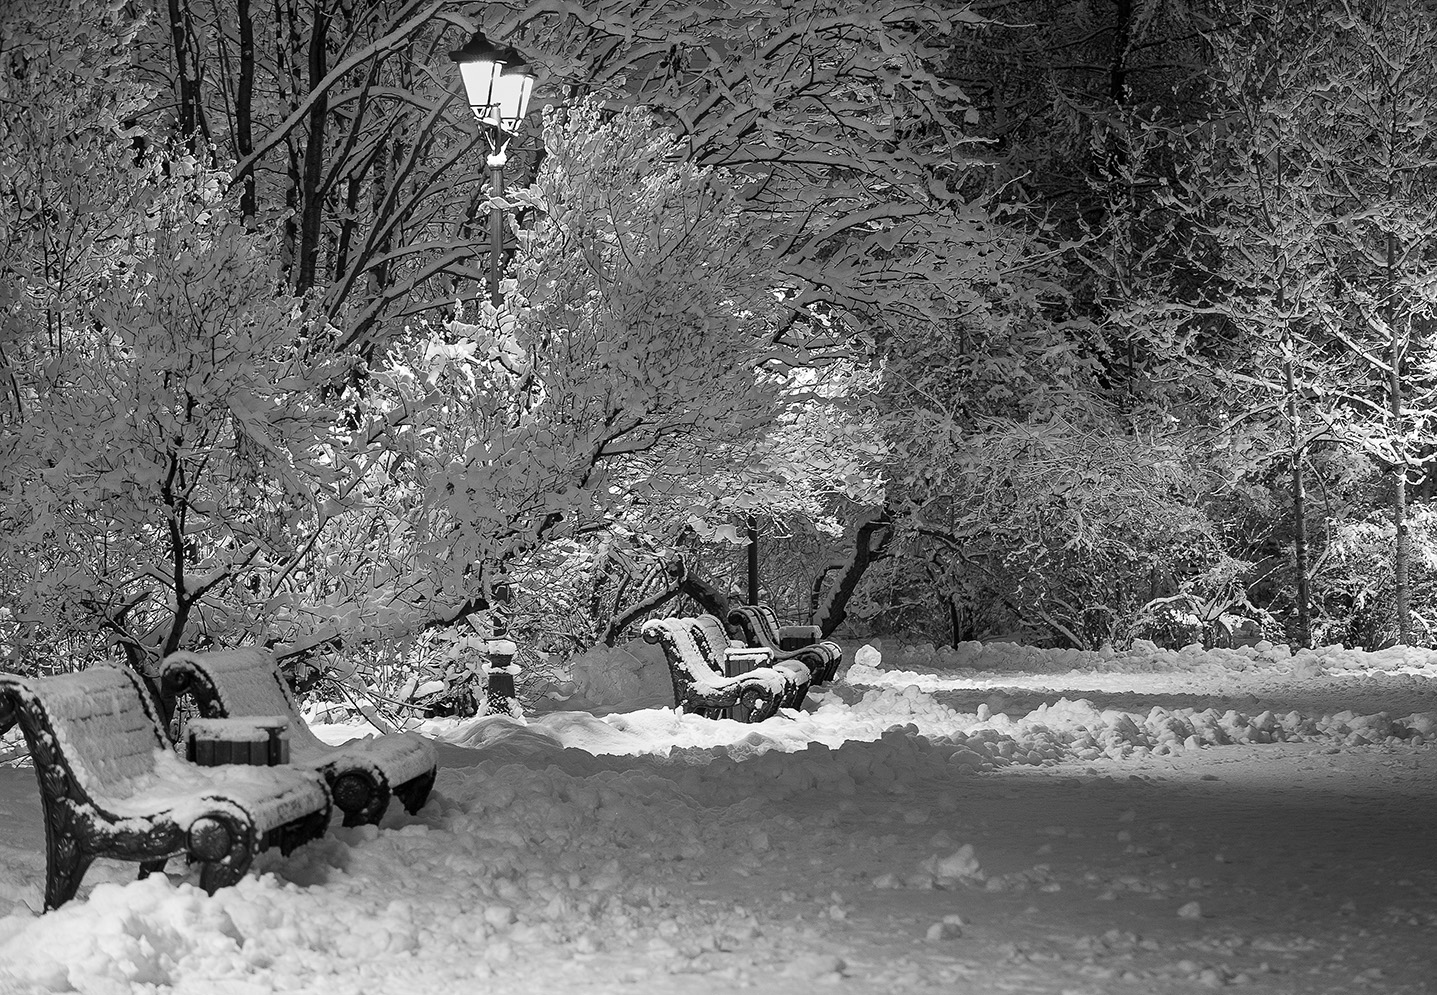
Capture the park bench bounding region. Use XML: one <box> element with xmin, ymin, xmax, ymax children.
<box><xmin>728</xmin><ymin>604</ymin><xmax>843</xmax><ymax>684</ymax></box>
<box><xmin>161</xmin><ymin>648</ymin><xmax>437</xmax><ymax>828</ymax></box>
<box><xmin>690</xmin><ymin>613</ymin><xmax>811</xmax><ymax>710</ymax></box>
<box><xmin>0</xmin><ymin>666</ymin><xmax>332</xmax><ymax>911</ymax></box>
<box><xmin>641</xmin><ymin>616</ymin><xmax>803</xmax><ymax>722</ymax></box>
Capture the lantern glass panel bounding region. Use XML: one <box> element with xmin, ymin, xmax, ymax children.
<box><xmin>492</xmin><ymin>72</ymin><xmax>534</xmax><ymax>131</ymax></box>
<box><xmin>457</xmin><ymin>59</ymin><xmax>503</xmax><ymax>120</ymax></box>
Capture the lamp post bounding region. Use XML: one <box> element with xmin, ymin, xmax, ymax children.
<box><xmin>449</xmin><ymin>29</ymin><xmax>536</xmax><ymax>308</ymax></box>
<box><xmin>450</xmin><ymin>29</ymin><xmax>536</xmax><ymax>713</ymax></box>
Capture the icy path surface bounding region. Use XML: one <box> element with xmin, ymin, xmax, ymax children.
<box><xmin>0</xmin><ymin>640</ymin><xmax>1435</xmax><ymax>994</ymax></box>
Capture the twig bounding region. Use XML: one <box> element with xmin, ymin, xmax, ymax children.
<box><xmin>325</xmin><ymin>676</ymin><xmax>404</xmax><ymax>735</ymax></box>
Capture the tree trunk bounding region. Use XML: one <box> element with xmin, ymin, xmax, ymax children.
<box><xmin>273</xmin><ymin>0</ymin><xmax>302</xmax><ymax>271</ymax></box>
<box><xmin>947</xmin><ymin>593</ymin><xmax>967</xmax><ymax>646</ymax></box>
<box><xmin>746</xmin><ymin>516</ymin><xmax>759</xmax><ymax>604</ymax></box>
<box><xmin>811</xmin><ymin>513</ymin><xmax>892</xmax><ymax>637</ymax></box>
<box><xmin>237</xmin><ymin>0</ymin><xmax>256</xmax><ymax>222</ymax></box>
<box><xmin>296</xmin><ymin>0</ymin><xmax>332</xmax><ymax>294</ymax></box>
<box><xmin>166</xmin><ymin>0</ymin><xmax>200</xmax><ymax>144</ymax></box>
<box><xmin>1387</xmin><ymin>229</ymin><xmax>1411</xmax><ymax>644</ymax></box>
<box><xmin>1108</xmin><ymin>0</ymin><xmax>1132</xmax><ymax>107</ymax></box>
<box><xmin>1283</xmin><ymin>331</ymin><xmax>1313</xmax><ymax>648</ymax></box>
<box><xmin>368</xmin><ymin>131</ymin><xmax>392</xmax><ymax>296</ymax></box>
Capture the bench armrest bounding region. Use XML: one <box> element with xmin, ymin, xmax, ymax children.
<box><xmin>725</xmin><ymin>645</ymin><xmax>775</xmax><ymax>665</ymax></box>
<box><xmin>778</xmin><ymin>624</ymin><xmax>822</xmax><ymax>650</ymax></box>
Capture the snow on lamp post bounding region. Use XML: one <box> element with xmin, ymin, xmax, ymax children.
<box><xmin>450</xmin><ymin>29</ymin><xmax>535</xmax><ymax>714</ymax></box>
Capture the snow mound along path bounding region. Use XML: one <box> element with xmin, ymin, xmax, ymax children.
<box><xmin>839</xmin><ymin>685</ymin><xmax>1437</xmax><ymax>768</ymax></box>
<box><xmin>0</xmin><ymin>729</ymin><xmax>961</xmax><ymax>993</ymax></box>
<box><xmin>2</xmin><ymin>637</ymin><xmax>1435</xmax><ymax>995</ymax></box>
<box><xmin>866</xmin><ymin>636</ymin><xmax>1437</xmax><ymax>678</ymax></box>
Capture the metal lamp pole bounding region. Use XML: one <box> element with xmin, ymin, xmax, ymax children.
<box><xmin>450</xmin><ymin>29</ymin><xmax>535</xmax><ymax>714</ymax></box>
<box><xmin>488</xmin><ymin>148</ymin><xmax>506</xmax><ymax>309</ymax></box>
<box><xmin>485</xmin><ymin>144</ymin><xmax>511</xmax><ymax>713</ymax></box>
<box><xmin>449</xmin><ymin>28</ymin><xmax>534</xmax><ymax>307</ymax></box>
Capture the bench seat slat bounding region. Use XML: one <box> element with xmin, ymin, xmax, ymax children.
<box><xmin>93</xmin><ymin>749</ymin><xmax>330</xmax><ymax>835</ymax></box>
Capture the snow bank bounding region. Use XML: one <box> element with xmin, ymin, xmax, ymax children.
<box><xmin>5</xmin><ymin>673</ymin><xmax>1429</xmax><ymax>992</ymax></box>
<box><xmin>861</xmin><ymin>637</ymin><xmax>1437</xmax><ymax>678</ymax></box>
<box><xmin>841</xmin><ymin>686</ymin><xmax>1435</xmax><ymax>767</ymax></box>
<box><xmin>431</xmin><ymin>670</ymin><xmax>1437</xmax><ymax>775</ymax></box>
<box><xmin>0</xmin><ymin>728</ymin><xmax>957</xmax><ymax>991</ymax></box>
<box><xmin>565</xmin><ymin>640</ymin><xmax>673</xmax><ymax>713</ymax></box>
<box><xmin>3</xmin><ymin>632</ymin><xmax>1437</xmax><ymax>992</ymax></box>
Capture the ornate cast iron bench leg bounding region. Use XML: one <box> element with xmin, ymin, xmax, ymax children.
<box><xmin>45</xmin><ymin>837</ymin><xmax>93</xmax><ymax>912</ymax></box>
<box><xmin>392</xmin><ymin>768</ymin><xmax>436</xmax><ymax>817</ymax></box>
<box><xmin>191</xmin><ymin>813</ymin><xmax>256</xmax><ymax>896</ymax></box>
<box><xmin>330</xmin><ymin>770</ymin><xmax>386</xmax><ymax>828</ymax></box>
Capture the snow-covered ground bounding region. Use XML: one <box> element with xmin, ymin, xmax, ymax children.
<box><xmin>1</xmin><ymin>639</ymin><xmax>1435</xmax><ymax>994</ymax></box>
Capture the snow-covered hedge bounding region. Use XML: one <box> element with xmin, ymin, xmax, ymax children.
<box><xmin>860</xmin><ymin>637</ymin><xmax>1437</xmax><ymax>677</ymax></box>
<box><xmin>566</xmin><ymin>640</ymin><xmax>674</xmax><ymax>712</ymax></box>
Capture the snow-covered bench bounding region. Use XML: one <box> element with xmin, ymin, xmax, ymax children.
<box><xmin>640</xmin><ymin>616</ymin><xmax>802</xmax><ymax>722</ymax></box>
<box><xmin>0</xmin><ymin>666</ymin><xmax>332</xmax><ymax>911</ymax></box>
<box><xmin>690</xmin><ymin>614</ymin><xmax>811</xmax><ymax>710</ymax></box>
<box><xmin>161</xmin><ymin>649</ymin><xmax>437</xmax><ymax>828</ymax></box>
<box><xmin>728</xmin><ymin>604</ymin><xmax>843</xmax><ymax>685</ymax></box>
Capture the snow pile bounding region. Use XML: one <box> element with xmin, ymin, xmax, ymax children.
<box><xmin>839</xmin><ymin>685</ymin><xmax>1437</xmax><ymax>766</ymax></box>
<box><xmin>3</xmin><ymin>638</ymin><xmax>1437</xmax><ymax>993</ymax></box>
<box><xmin>0</xmin><ymin>730</ymin><xmax>957</xmax><ymax>991</ymax></box>
<box><xmin>427</xmin><ymin>672</ymin><xmax>1437</xmax><ymax>780</ymax></box>
<box><xmin>861</xmin><ymin>637</ymin><xmax>1437</xmax><ymax>678</ymax></box>
<box><xmin>565</xmin><ymin>640</ymin><xmax>673</xmax><ymax>713</ymax></box>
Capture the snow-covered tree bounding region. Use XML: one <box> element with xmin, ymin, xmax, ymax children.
<box><xmin>1167</xmin><ymin>0</ymin><xmax>1437</xmax><ymax>646</ymax></box>
<box><xmin>285</xmin><ymin>104</ymin><xmax>798</xmax><ymax>657</ymax></box>
<box><xmin>1310</xmin><ymin>0</ymin><xmax>1437</xmax><ymax>644</ymax></box>
<box><xmin>0</xmin><ymin>161</ymin><xmax>351</xmax><ymax>695</ymax></box>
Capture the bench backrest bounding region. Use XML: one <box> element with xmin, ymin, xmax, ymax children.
<box><xmin>690</xmin><ymin>615</ymin><xmax>737</xmax><ymax>674</ymax></box>
<box><xmin>0</xmin><ymin>667</ymin><xmax>166</xmax><ymax>802</ymax></box>
<box><xmin>641</xmin><ymin>618</ymin><xmax>728</xmax><ymax>692</ymax></box>
<box><xmin>161</xmin><ymin>649</ymin><xmax>324</xmax><ymax>751</ymax></box>
<box><xmin>730</xmin><ymin>604</ymin><xmax>784</xmax><ymax>649</ymax></box>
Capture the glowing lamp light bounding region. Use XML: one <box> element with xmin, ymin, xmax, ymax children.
<box><xmin>449</xmin><ymin>30</ymin><xmax>535</xmax><ymax>134</ymax></box>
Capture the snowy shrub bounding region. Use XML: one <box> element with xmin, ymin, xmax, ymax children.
<box><xmin>1129</xmin><ymin>599</ymin><xmax>1203</xmax><ymax>649</ymax></box>
<box><xmin>1309</xmin><ymin>505</ymin><xmax>1437</xmax><ymax>650</ymax></box>
<box><xmin>1130</xmin><ymin>590</ymin><xmax>1278</xmax><ymax>651</ymax></box>
<box><xmin>877</xmin><ymin>403</ymin><xmax>1233</xmax><ymax>649</ymax></box>
<box><xmin>567</xmin><ymin>640</ymin><xmax>673</xmax><ymax>711</ymax></box>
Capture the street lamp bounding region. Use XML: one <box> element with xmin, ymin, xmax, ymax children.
<box><xmin>450</xmin><ymin>29</ymin><xmax>536</xmax><ymax>713</ymax></box>
<box><xmin>449</xmin><ymin>29</ymin><xmax>536</xmax><ymax>308</ymax></box>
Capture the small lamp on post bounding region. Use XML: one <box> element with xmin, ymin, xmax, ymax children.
<box><xmin>450</xmin><ymin>29</ymin><xmax>535</xmax><ymax>712</ymax></box>
<box><xmin>449</xmin><ymin>29</ymin><xmax>535</xmax><ymax>308</ymax></box>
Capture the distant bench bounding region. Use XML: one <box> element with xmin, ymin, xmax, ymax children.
<box><xmin>728</xmin><ymin>604</ymin><xmax>842</xmax><ymax>684</ymax></box>
<box><xmin>0</xmin><ymin>666</ymin><xmax>332</xmax><ymax>911</ymax></box>
<box><xmin>162</xmin><ymin>648</ymin><xmax>437</xmax><ymax>827</ymax></box>
<box><xmin>642</xmin><ymin>614</ymin><xmax>810</xmax><ymax>722</ymax></box>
